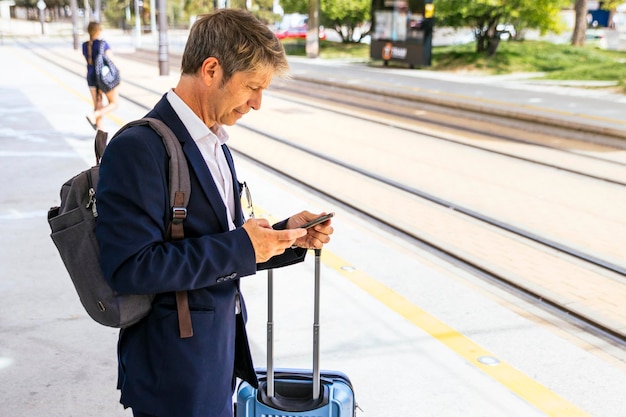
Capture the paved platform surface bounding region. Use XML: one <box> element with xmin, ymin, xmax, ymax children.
<box><xmin>1</xmin><ymin>17</ymin><xmax>626</xmax><ymax>417</ymax></box>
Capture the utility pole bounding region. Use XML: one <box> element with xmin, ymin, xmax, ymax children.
<box><xmin>83</xmin><ymin>0</ymin><xmax>89</xmax><ymax>29</ymax></box>
<box><xmin>157</xmin><ymin>0</ymin><xmax>168</xmax><ymax>75</ymax></box>
<box><xmin>36</xmin><ymin>0</ymin><xmax>45</xmax><ymax>35</ymax></box>
<box><xmin>134</xmin><ymin>0</ymin><xmax>141</xmax><ymax>47</ymax></box>
<box><xmin>306</xmin><ymin>0</ymin><xmax>319</xmax><ymax>58</ymax></box>
<box><xmin>70</xmin><ymin>0</ymin><xmax>79</xmax><ymax>48</ymax></box>
<box><xmin>94</xmin><ymin>0</ymin><xmax>101</xmax><ymax>21</ymax></box>
<box><xmin>150</xmin><ymin>0</ymin><xmax>156</xmax><ymax>35</ymax></box>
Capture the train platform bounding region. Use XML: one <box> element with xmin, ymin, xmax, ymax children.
<box><xmin>1</xmin><ymin>18</ymin><xmax>626</xmax><ymax>417</ymax></box>
<box><xmin>3</xmin><ymin>18</ymin><xmax>626</xmax><ymax>143</ymax></box>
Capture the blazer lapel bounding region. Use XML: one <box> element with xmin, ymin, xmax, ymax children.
<box><xmin>151</xmin><ymin>96</ymin><xmax>230</xmax><ymax>232</ymax></box>
<box><xmin>222</xmin><ymin>144</ymin><xmax>244</xmax><ymax>227</ymax></box>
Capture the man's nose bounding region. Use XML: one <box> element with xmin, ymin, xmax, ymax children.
<box><xmin>248</xmin><ymin>91</ymin><xmax>263</xmax><ymax>111</ymax></box>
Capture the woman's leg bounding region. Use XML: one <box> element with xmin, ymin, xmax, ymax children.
<box><xmin>94</xmin><ymin>87</ymin><xmax>119</xmax><ymax>126</ymax></box>
<box><xmin>86</xmin><ymin>87</ymin><xmax>101</xmax><ymax>129</ymax></box>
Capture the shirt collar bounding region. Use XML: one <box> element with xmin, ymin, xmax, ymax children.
<box><xmin>166</xmin><ymin>89</ymin><xmax>229</xmax><ymax>146</ymax></box>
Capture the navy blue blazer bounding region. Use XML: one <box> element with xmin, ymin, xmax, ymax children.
<box><xmin>96</xmin><ymin>95</ymin><xmax>306</xmax><ymax>417</ymax></box>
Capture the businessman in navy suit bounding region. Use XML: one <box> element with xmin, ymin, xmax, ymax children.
<box><xmin>95</xmin><ymin>9</ymin><xmax>333</xmax><ymax>417</ymax></box>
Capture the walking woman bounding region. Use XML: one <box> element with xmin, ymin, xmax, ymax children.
<box><xmin>82</xmin><ymin>21</ymin><xmax>119</xmax><ymax>131</ymax></box>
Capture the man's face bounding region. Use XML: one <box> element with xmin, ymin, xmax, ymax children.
<box><xmin>212</xmin><ymin>67</ymin><xmax>274</xmax><ymax>126</ymax></box>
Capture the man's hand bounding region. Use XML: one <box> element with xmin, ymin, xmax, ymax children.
<box><xmin>242</xmin><ymin>218</ymin><xmax>308</xmax><ymax>263</ymax></box>
<box><xmin>287</xmin><ymin>211</ymin><xmax>334</xmax><ymax>249</ymax></box>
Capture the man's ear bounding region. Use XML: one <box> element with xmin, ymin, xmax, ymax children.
<box><xmin>201</xmin><ymin>57</ymin><xmax>221</xmax><ymax>85</ymax></box>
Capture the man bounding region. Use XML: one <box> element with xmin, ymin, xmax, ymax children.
<box><xmin>95</xmin><ymin>9</ymin><xmax>333</xmax><ymax>417</ymax></box>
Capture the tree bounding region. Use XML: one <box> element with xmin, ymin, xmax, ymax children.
<box><xmin>572</xmin><ymin>0</ymin><xmax>587</xmax><ymax>45</ymax></box>
<box><xmin>279</xmin><ymin>0</ymin><xmax>371</xmax><ymax>43</ymax></box>
<box><xmin>279</xmin><ymin>0</ymin><xmax>307</xmax><ymax>14</ymax></box>
<box><xmin>321</xmin><ymin>0</ymin><xmax>370</xmax><ymax>43</ymax></box>
<box><xmin>184</xmin><ymin>0</ymin><xmax>214</xmax><ymax>20</ymax></box>
<box><xmin>248</xmin><ymin>0</ymin><xmax>281</xmax><ymax>24</ymax></box>
<box><xmin>436</xmin><ymin>0</ymin><xmax>568</xmax><ymax>56</ymax></box>
<box><xmin>102</xmin><ymin>0</ymin><xmax>127</xmax><ymax>28</ymax></box>
<box><xmin>601</xmin><ymin>0</ymin><xmax>622</xmax><ymax>28</ymax></box>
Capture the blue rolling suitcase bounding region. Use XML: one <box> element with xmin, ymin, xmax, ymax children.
<box><xmin>236</xmin><ymin>249</ymin><xmax>356</xmax><ymax>417</ymax></box>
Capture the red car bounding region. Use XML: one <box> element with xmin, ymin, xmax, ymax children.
<box><xmin>275</xmin><ymin>25</ymin><xmax>327</xmax><ymax>40</ymax></box>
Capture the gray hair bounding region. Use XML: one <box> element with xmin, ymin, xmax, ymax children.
<box><xmin>181</xmin><ymin>9</ymin><xmax>289</xmax><ymax>81</ymax></box>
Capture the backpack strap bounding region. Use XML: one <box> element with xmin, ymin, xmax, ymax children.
<box><xmin>95</xmin><ymin>40</ymin><xmax>105</xmax><ymax>95</ymax></box>
<box><xmin>94</xmin><ymin>129</ymin><xmax>108</xmax><ymax>165</ymax></box>
<box><xmin>112</xmin><ymin>117</ymin><xmax>193</xmax><ymax>338</ymax></box>
<box><xmin>141</xmin><ymin>118</ymin><xmax>193</xmax><ymax>338</ymax></box>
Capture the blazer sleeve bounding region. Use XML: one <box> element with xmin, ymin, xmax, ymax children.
<box><xmin>96</xmin><ymin>126</ymin><xmax>258</xmax><ymax>295</ymax></box>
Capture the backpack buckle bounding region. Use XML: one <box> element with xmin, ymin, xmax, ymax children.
<box><xmin>172</xmin><ymin>207</ymin><xmax>187</xmax><ymax>224</ymax></box>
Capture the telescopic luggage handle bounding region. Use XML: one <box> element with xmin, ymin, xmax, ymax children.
<box><xmin>266</xmin><ymin>248</ymin><xmax>322</xmax><ymax>400</ymax></box>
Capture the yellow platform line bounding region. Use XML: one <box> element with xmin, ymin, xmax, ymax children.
<box><xmin>321</xmin><ymin>250</ymin><xmax>590</xmax><ymax>417</ymax></box>
<box><xmin>249</xmin><ymin>204</ymin><xmax>589</xmax><ymax>415</ymax></box>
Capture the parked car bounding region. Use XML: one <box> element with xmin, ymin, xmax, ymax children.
<box><xmin>275</xmin><ymin>24</ymin><xmax>327</xmax><ymax>40</ymax></box>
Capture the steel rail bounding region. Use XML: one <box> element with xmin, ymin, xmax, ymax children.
<box><xmin>23</xmin><ymin>39</ymin><xmax>626</xmax><ymax>348</ymax></box>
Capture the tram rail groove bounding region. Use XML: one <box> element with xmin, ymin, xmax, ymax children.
<box><xmin>231</xmin><ymin>143</ymin><xmax>626</xmax><ymax>351</ymax></box>
<box><xmin>125</xmin><ymin>46</ymin><xmax>626</xmax><ymax>149</ymax></box>
<box><xmin>268</xmin><ymin>77</ymin><xmax>626</xmax><ymax>164</ymax></box>
<box><xmin>20</xmin><ymin>39</ymin><xmax>626</xmax><ymax>167</ymax></box>
<box><xmin>241</xmin><ymin>122</ymin><xmax>625</xmax><ymax>277</ymax></box>
<box><xmin>291</xmin><ymin>74</ymin><xmax>626</xmax><ymax>145</ymax></box>
<box><xmin>36</xmin><ymin>53</ymin><xmax>626</xmax><ymax>188</ymax></box>
<box><xmin>267</xmin><ymin>80</ymin><xmax>626</xmax><ymax>187</ymax></box>
<box><xmin>20</xmin><ymin>39</ymin><xmax>626</xmax><ymax>350</ymax></box>
<box><xmin>17</xmin><ymin>38</ymin><xmax>626</xmax><ymax>146</ymax></box>
<box><xmin>130</xmin><ymin>47</ymin><xmax>626</xmax><ymax>148</ymax></box>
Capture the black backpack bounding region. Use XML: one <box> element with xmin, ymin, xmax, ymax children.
<box><xmin>47</xmin><ymin>118</ymin><xmax>193</xmax><ymax>336</ymax></box>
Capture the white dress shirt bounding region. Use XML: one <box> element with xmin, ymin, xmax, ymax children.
<box><xmin>166</xmin><ymin>89</ymin><xmax>236</xmax><ymax>231</ymax></box>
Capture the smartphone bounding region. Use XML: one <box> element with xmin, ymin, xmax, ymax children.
<box><xmin>300</xmin><ymin>212</ymin><xmax>335</xmax><ymax>229</ymax></box>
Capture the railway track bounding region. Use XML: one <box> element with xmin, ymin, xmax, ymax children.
<box><xmin>20</xmin><ymin>39</ymin><xmax>626</xmax><ymax>351</ymax></box>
